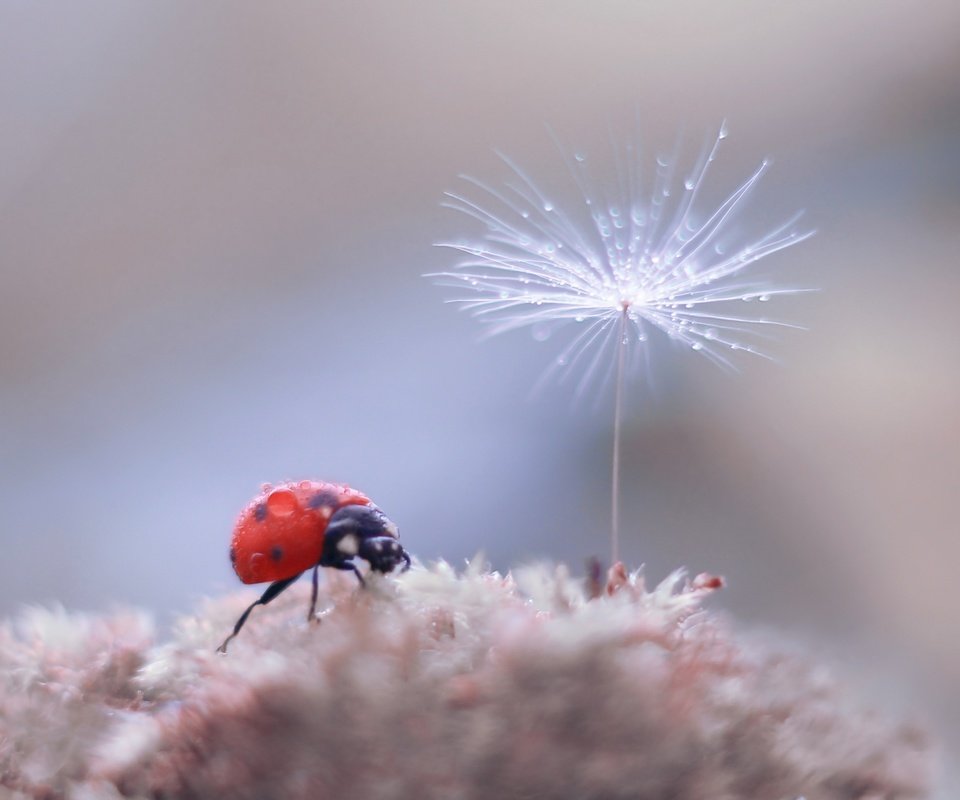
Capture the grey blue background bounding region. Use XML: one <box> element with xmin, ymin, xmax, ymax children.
<box><xmin>1</xmin><ymin>1</ymin><xmax>957</xmax><ymax>784</ymax></box>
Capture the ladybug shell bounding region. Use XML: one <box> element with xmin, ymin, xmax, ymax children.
<box><xmin>230</xmin><ymin>480</ymin><xmax>371</xmax><ymax>584</ymax></box>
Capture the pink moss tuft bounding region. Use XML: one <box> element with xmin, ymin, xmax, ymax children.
<box><xmin>0</xmin><ymin>562</ymin><xmax>934</xmax><ymax>799</ymax></box>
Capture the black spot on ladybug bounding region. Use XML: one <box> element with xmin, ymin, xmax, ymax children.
<box><xmin>271</xmin><ymin>545</ymin><xmax>284</xmax><ymax>562</ymax></box>
<box><xmin>254</xmin><ymin>503</ymin><xmax>268</xmax><ymax>522</ymax></box>
<box><xmin>229</xmin><ymin>546</ymin><xmax>237</xmax><ymax>566</ymax></box>
<box><xmin>308</xmin><ymin>491</ymin><xmax>339</xmax><ymax>510</ymax></box>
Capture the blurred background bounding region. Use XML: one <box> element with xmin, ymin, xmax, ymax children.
<box><xmin>1</xmin><ymin>0</ymin><xmax>957</xmax><ymax>784</ymax></box>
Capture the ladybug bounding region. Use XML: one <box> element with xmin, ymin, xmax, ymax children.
<box><xmin>218</xmin><ymin>480</ymin><xmax>410</xmax><ymax>653</ymax></box>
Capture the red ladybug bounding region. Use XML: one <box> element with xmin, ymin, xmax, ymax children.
<box><xmin>218</xmin><ymin>480</ymin><xmax>410</xmax><ymax>652</ymax></box>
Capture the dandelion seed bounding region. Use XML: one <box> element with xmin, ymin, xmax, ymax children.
<box><xmin>430</xmin><ymin>124</ymin><xmax>813</xmax><ymax>563</ymax></box>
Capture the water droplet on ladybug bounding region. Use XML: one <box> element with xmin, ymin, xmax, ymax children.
<box><xmin>267</xmin><ymin>488</ymin><xmax>299</xmax><ymax>517</ymax></box>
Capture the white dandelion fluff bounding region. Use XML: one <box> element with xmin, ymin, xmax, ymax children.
<box><xmin>431</xmin><ymin>124</ymin><xmax>813</xmax><ymax>562</ymax></box>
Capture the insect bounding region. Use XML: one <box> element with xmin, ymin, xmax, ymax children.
<box><xmin>217</xmin><ymin>480</ymin><xmax>410</xmax><ymax>653</ymax></box>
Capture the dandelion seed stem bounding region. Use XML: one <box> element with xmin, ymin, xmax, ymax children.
<box><xmin>611</xmin><ymin>305</ymin><xmax>629</xmax><ymax>565</ymax></box>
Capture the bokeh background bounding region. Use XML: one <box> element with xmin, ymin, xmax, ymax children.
<box><xmin>1</xmin><ymin>0</ymin><xmax>957</xmax><ymax>785</ymax></box>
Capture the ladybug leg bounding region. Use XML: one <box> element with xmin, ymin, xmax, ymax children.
<box><xmin>323</xmin><ymin>559</ymin><xmax>366</xmax><ymax>587</ymax></box>
<box><xmin>217</xmin><ymin>573</ymin><xmax>301</xmax><ymax>654</ymax></box>
<box><xmin>307</xmin><ymin>565</ymin><xmax>321</xmax><ymax>623</ymax></box>
<box><xmin>305</xmin><ymin>561</ymin><xmax>360</xmax><ymax>619</ymax></box>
